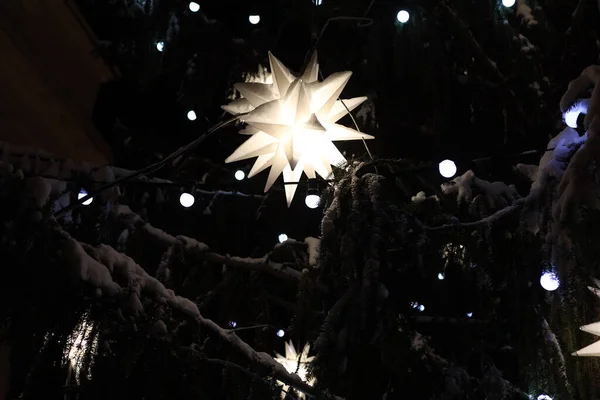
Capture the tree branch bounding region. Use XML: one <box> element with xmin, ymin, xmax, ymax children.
<box><xmin>116</xmin><ymin>205</ymin><xmax>304</xmax><ymax>282</ymax></box>
<box><xmin>426</xmin><ymin>198</ymin><xmax>525</xmax><ymax>232</ymax></box>
<box><xmin>439</xmin><ymin>2</ymin><xmax>506</xmax><ymax>83</ymax></box>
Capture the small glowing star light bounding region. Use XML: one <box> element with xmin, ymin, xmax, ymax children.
<box><xmin>274</xmin><ymin>341</ymin><xmax>315</xmax><ymax>399</ymax></box>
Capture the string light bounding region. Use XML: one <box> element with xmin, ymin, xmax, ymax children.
<box><xmin>437</xmin><ymin>272</ymin><xmax>445</xmax><ymax>280</ymax></box>
<box><xmin>276</xmin><ymin>329</ymin><xmax>285</xmax><ymax>338</ymax></box>
<box><xmin>249</xmin><ymin>15</ymin><xmax>260</xmax><ymax>24</ymax></box>
<box><xmin>563</xmin><ymin>100</ymin><xmax>588</xmax><ymax>128</ymax></box>
<box><xmin>179</xmin><ymin>192</ymin><xmax>195</xmax><ymax>208</ymax></box>
<box><xmin>156</xmin><ymin>41</ymin><xmax>165</xmax><ymax>52</ymax></box>
<box><xmin>234</xmin><ymin>170</ymin><xmax>245</xmax><ymax>181</ymax></box>
<box><xmin>418</xmin><ymin>304</ymin><xmax>425</xmax><ymax>312</ymax></box>
<box><xmin>502</xmin><ymin>0</ymin><xmax>516</xmax><ymax>7</ymax></box>
<box><xmin>438</xmin><ymin>159</ymin><xmax>457</xmax><ymax>178</ymax></box>
<box><xmin>278</xmin><ymin>233</ymin><xmax>288</xmax><ymax>243</ymax></box>
<box><xmin>540</xmin><ymin>271</ymin><xmax>559</xmax><ymax>291</ymax></box>
<box><xmin>187</xmin><ymin>110</ymin><xmax>197</xmax><ymax>121</ymax></box>
<box><xmin>537</xmin><ymin>395</ymin><xmax>553</xmax><ymax>400</ymax></box>
<box><xmin>188</xmin><ymin>1</ymin><xmax>200</xmax><ymax>12</ymax></box>
<box><xmin>396</xmin><ymin>10</ymin><xmax>410</xmax><ymax>23</ymax></box>
<box><xmin>313</xmin><ymin>0</ymin><xmax>322</xmax><ymax>4</ymax></box>
<box><xmin>305</xmin><ymin>179</ymin><xmax>320</xmax><ymax>209</ymax></box>
<box><xmin>78</xmin><ymin>190</ymin><xmax>93</xmax><ymax>206</ymax></box>
<box><xmin>466</xmin><ymin>312</ymin><xmax>473</xmax><ymax>318</ymax></box>
<box><xmin>228</xmin><ymin>321</ymin><xmax>237</xmax><ymax>328</ymax></box>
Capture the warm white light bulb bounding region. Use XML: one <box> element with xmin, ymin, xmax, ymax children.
<box><xmin>235</xmin><ymin>170</ymin><xmax>245</xmax><ymax>181</ymax></box>
<box><xmin>313</xmin><ymin>0</ymin><xmax>322</xmax><ymax>4</ymax></box>
<box><xmin>278</xmin><ymin>233</ymin><xmax>288</xmax><ymax>243</ymax></box>
<box><xmin>466</xmin><ymin>312</ymin><xmax>473</xmax><ymax>318</ymax></box>
<box><xmin>540</xmin><ymin>271</ymin><xmax>559</xmax><ymax>291</ymax></box>
<box><xmin>397</xmin><ymin>10</ymin><xmax>410</xmax><ymax>23</ymax></box>
<box><xmin>502</xmin><ymin>0</ymin><xmax>516</xmax><ymax>7</ymax></box>
<box><xmin>438</xmin><ymin>272</ymin><xmax>445</xmax><ymax>280</ymax></box>
<box><xmin>188</xmin><ymin>1</ymin><xmax>200</xmax><ymax>12</ymax></box>
<box><xmin>305</xmin><ymin>194</ymin><xmax>320</xmax><ymax>209</ymax></box>
<box><xmin>418</xmin><ymin>304</ymin><xmax>425</xmax><ymax>312</ymax></box>
<box><xmin>439</xmin><ymin>159</ymin><xmax>457</xmax><ymax>178</ymax></box>
<box><xmin>156</xmin><ymin>41</ymin><xmax>165</xmax><ymax>52</ymax></box>
<box><xmin>78</xmin><ymin>190</ymin><xmax>93</xmax><ymax>206</ymax></box>
<box><xmin>537</xmin><ymin>395</ymin><xmax>552</xmax><ymax>400</ymax></box>
<box><xmin>187</xmin><ymin>110</ymin><xmax>197</xmax><ymax>121</ymax></box>
<box><xmin>249</xmin><ymin>15</ymin><xmax>260</xmax><ymax>24</ymax></box>
<box><xmin>180</xmin><ymin>192</ymin><xmax>195</xmax><ymax>208</ymax></box>
<box><xmin>276</xmin><ymin>329</ymin><xmax>285</xmax><ymax>338</ymax></box>
<box><xmin>229</xmin><ymin>321</ymin><xmax>237</xmax><ymax>328</ymax></box>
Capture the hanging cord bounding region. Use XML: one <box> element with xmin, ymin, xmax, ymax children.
<box><xmin>317</xmin><ymin>69</ymin><xmax>374</xmax><ymax>160</ymax></box>
<box><xmin>54</xmin><ymin>116</ymin><xmax>239</xmax><ymax>217</ymax></box>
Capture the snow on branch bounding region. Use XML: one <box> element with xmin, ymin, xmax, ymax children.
<box><xmin>441</xmin><ymin>170</ymin><xmax>520</xmax><ymax>208</ymax></box>
<box><xmin>61</xmin><ymin>231</ymin><xmax>339</xmax><ymax>399</ymax></box>
<box><xmin>115</xmin><ymin>205</ymin><xmax>304</xmax><ymax>282</ymax></box>
<box><xmin>560</xmin><ymin>65</ymin><xmax>600</xmax><ymax>128</ymax></box>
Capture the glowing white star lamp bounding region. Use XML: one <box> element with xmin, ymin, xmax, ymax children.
<box><xmin>573</xmin><ymin>322</ymin><xmax>600</xmax><ymax>356</ymax></box>
<box><xmin>221</xmin><ymin>52</ymin><xmax>373</xmax><ymax>206</ymax></box>
<box><xmin>274</xmin><ymin>341</ymin><xmax>315</xmax><ymax>399</ymax></box>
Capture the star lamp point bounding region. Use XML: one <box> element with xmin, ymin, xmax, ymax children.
<box><xmin>222</xmin><ymin>52</ymin><xmax>373</xmax><ymax>206</ymax></box>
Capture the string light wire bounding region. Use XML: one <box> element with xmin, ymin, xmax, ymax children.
<box><xmin>54</xmin><ymin>116</ymin><xmax>239</xmax><ymax>217</ymax></box>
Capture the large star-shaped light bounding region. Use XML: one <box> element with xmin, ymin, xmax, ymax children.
<box><xmin>222</xmin><ymin>52</ymin><xmax>373</xmax><ymax>206</ymax></box>
<box><xmin>273</xmin><ymin>341</ymin><xmax>315</xmax><ymax>399</ymax></box>
<box><xmin>572</xmin><ymin>279</ymin><xmax>600</xmax><ymax>357</ymax></box>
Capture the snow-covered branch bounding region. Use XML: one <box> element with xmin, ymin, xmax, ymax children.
<box><xmin>560</xmin><ymin>65</ymin><xmax>600</xmax><ymax>128</ymax></box>
<box><xmin>426</xmin><ymin>199</ymin><xmax>526</xmax><ymax>231</ymax></box>
<box><xmin>115</xmin><ymin>205</ymin><xmax>304</xmax><ymax>282</ymax></box>
<box><xmin>62</xmin><ymin>231</ymin><xmax>339</xmax><ymax>399</ymax></box>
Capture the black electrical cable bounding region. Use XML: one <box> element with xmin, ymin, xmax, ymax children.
<box><xmin>54</xmin><ymin>116</ymin><xmax>239</xmax><ymax>217</ymax></box>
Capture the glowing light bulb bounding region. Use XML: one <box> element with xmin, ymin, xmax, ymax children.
<box><xmin>187</xmin><ymin>110</ymin><xmax>197</xmax><ymax>121</ymax></box>
<box><xmin>540</xmin><ymin>271</ymin><xmax>559</xmax><ymax>291</ymax></box>
<box><xmin>564</xmin><ymin>110</ymin><xmax>580</xmax><ymax>128</ymax></box>
<box><xmin>305</xmin><ymin>194</ymin><xmax>320</xmax><ymax>209</ymax></box>
<box><xmin>235</xmin><ymin>170</ymin><xmax>245</xmax><ymax>181</ymax></box>
<box><xmin>229</xmin><ymin>321</ymin><xmax>237</xmax><ymax>328</ymax></box>
<box><xmin>278</xmin><ymin>233</ymin><xmax>288</xmax><ymax>243</ymax></box>
<box><xmin>276</xmin><ymin>329</ymin><xmax>285</xmax><ymax>338</ymax></box>
<box><xmin>418</xmin><ymin>304</ymin><xmax>425</xmax><ymax>312</ymax></box>
<box><xmin>78</xmin><ymin>190</ymin><xmax>93</xmax><ymax>206</ymax></box>
<box><xmin>537</xmin><ymin>395</ymin><xmax>552</xmax><ymax>400</ymax></box>
<box><xmin>466</xmin><ymin>312</ymin><xmax>473</xmax><ymax>318</ymax></box>
<box><xmin>188</xmin><ymin>1</ymin><xmax>200</xmax><ymax>12</ymax></box>
<box><xmin>410</xmin><ymin>301</ymin><xmax>419</xmax><ymax>309</ymax></box>
<box><xmin>502</xmin><ymin>0</ymin><xmax>516</xmax><ymax>7</ymax></box>
<box><xmin>439</xmin><ymin>159</ymin><xmax>457</xmax><ymax>178</ymax></box>
<box><xmin>249</xmin><ymin>15</ymin><xmax>260</xmax><ymax>24</ymax></box>
<box><xmin>156</xmin><ymin>41</ymin><xmax>165</xmax><ymax>52</ymax></box>
<box><xmin>396</xmin><ymin>10</ymin><xmax>410</xmax><ymax>23</ymax></box>
<box><xmin>313</xmin><ymin>0</ymin><xmax>322</xmax><ymax>4</ymax></box>
<box><xmin>438</xmin><ymin>272</ymin><xmax>445</xmax><ymax>280</ymax></box>
<box><xmin>180</xmin><ymin>192</ymin><xmax>195</xmax><ymax>208</ymax></box>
